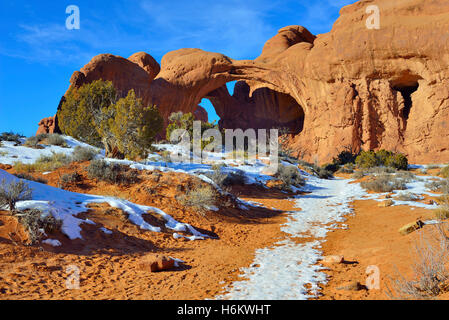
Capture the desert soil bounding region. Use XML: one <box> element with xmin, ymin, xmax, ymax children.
<box><xmin>0</xmin><ymin>163</ymin><xmax>297</xmax><ymax>300</ymax></box>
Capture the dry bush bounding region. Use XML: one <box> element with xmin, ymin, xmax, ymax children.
<box><xmin>275</xmin><ymin>164</ymin><xmax>305</xmax><ymax>191</ymax></box>
<box><xmin>360</xmin><ymin>174</ymin><xmax>407</xmax><ymax>193</ymax></box>
<box><xmin>24</xmin><ymin>134</ymin><xmax>67</xmax><ymax>148</ymax></box>
<box><xmin>71</xmin><ymin>146</ymin><xmax>98</xmax><ymax>162</ymax></box>
<box><xmin>46</xmin><ymin>134</ymin><xmax>67</xmax><ymax>147</ymax></box>
<box><xmin>206</xmin><ymin>166</ymin><xmax>247</xmax><ymax>188</ymax></box>
<box><xmin>15</xmin><ymin>209</ymin><xmax>61</xmax><ymax>245</ymax></box>
<box><xmin>426</xmin><ymin>180</ymin><xmax>449</xmax><ymax>194</ymax></box>
<box><xmin>396</xmin><ymin>192</ymin><xmax>421</xmax><ymax>202</ymax></box>
<box><xmin>59</xmin><ymin>172</ymin><xmax>82</xmax><ymax>189</ymax></box>
<box><xmin>87</xmin><ymin>160</ymin><xmax>139</xmax><ymax>185</ymax></box>
<box><xmin>386</xmin><ymin>228</ymin><xmax>449</xmax><ymax>300</ymax></box>
<box><xmin>0</xmin><ymin>132</ymin><xmax>23</xmax><ymax>144</ymax></box>
<box><xmin>177</xmin><ymin>184</ymin><xmax>219</xmax><ymax>216</ymax></box>
<box><xmin>0</xmin><ymin>179</ymin><xmax>33</xmax><ymax>211</ymax></box>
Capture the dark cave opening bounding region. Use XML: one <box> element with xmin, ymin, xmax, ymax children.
<box><xmin>394</xmin><ymin>83</ymin><xmax>419</xmax><ymax>120</ymax></box>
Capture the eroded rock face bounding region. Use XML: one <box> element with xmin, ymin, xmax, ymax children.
<box><xmin>38</xmin><ymin>0</ymin><xmax>449</xmax><ymax>163</ymax></box>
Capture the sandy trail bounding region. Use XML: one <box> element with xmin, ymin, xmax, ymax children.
<box><xmin>218</xmin><ymin>177</ymin><xmax>366</xmax><ymax>300</ymax></box>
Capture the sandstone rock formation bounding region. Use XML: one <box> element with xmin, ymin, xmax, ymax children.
<box><xmin>38</xmin><ymin>0</ymin><xmax>449</xmax><ymax>164</ymax></box>
<box><xmin>36</xmin><ymin>116</ymin><xmax>59</xmax><ymax>135</ymax></box>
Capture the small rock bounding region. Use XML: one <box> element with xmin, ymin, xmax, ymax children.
<box><xmin>337</xmin><ymin>281</ymin><xmax>367</xmax><ymax>291</ymax></box>
<box><xmin>139</xmin><ymin>255</ymin><xmax>175</xmax><ymax>272</ymax></box>
<box><xmin>321</xmin><ymin>255</ymin><xmax>344</xmax><ymax>264</ymax></box>
<box><xmin>426</xmin><ymin>199</ymin><xmax>436</xmax><ymax>205</ymax></box>
<box><xmin>399</xmin><ymin>220</ymin><xmax>425</xmax><ymax>236</ymax></box>
<box><xmin>379</xmin><ymin>199</ymin><xmax>394</xmax><ymax>207</ymax></box>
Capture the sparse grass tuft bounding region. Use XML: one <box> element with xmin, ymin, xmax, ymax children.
<box><xmin>439</xmin><ymin>166</ymin><xmax>449</xmax><ymax>179</ymax></box>
<box><xmin>13</xmin><ymin>152</ymin><xmax>71</xmax><ymax>173</ymax></box>
<box><xmin>360</xmin><ymin>174</ymin><xmax>407</xmax><ymax>193</ymax></box>
<box><xmin>434</xmin><ymin>206</ymin><xmax>449</xmax><ymax>220</ymax></box>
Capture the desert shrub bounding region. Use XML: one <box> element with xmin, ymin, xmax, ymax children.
<box><xmin>351</xmin><ymin>170</ymin><xmax>365</xmax><ymax>179</ymax></box>
<box><xmin>355</xmin><ymin>151</ymin><xmax>379</xmax><ymax>169</ymax></box>
<box><xmin>0</xmin><ymin>179</ymin><xmax>33</xmax><ymax>211</ymax></box>
<box><xmin>439</xmin><ymin>166</ymin><xmax>449</xmax><ymax>179</ymax></box>
<box><xmin>355</xmin><ymin>150</ymin><xmax>408</xmax><ymax>171</ymax></box>
<box><xmin>24</xmin><ymin>134</ymin><xmax>67</xmax><ymax>148</ymax></box>
<box><xmin>177</xmin><ymin>184</ymin><xmax>219</xmax><ymax>215</ymax></box>
<box><xmin>46</xmin><ymin>134</ymin><xmax>67</xmax><ymax>147</ymax></box>
<box><xmin>24</xmin><ymin>136</ymin><xmax>41</xmax><ymax>148</ymax></box>
<box><xmin>360</xmin><ymin>174</ymin><xmax>407</xmax><ymax>192</ymax></box>
<box><xmin>395</xmin><ymin>171</ymin><xmax>417</xmax><ymax>182</ymax></box>
<box><xmin>58</xmin><ymin>80</ymin><xmax>117</xmax><ymax>147</ymax></box>
<box><xmin>337</xmin><ymin>163</ymin><xmax>355</xmax><ymax>174</ymax></box>
<box><xmin>396</xmin><ymin>192</ymin><xmax>421</xmax><ymax>201</ymax></box>
<box><xmin>71</xmin><ymin>146</ymin><xmax>98</xmax><ymax>162</ymax></box>
<box><xmin>322</xmin><ymin>163</ymin><xmax>339</xmax><ymax>173</ymax></box>
<box><xmin>13</xmin><ymin>173</ymin><xmax>47</xmax><ymax>185</ymax></box>
<box><xmin>333</xmin><ymin>148</ymin><xmax>359</xmax><ymax>166</ymax></box>
<box><xmin>275</xmin><ymin>164</ymin><xmax>305</xmax><ymax>191</ymax></box>
<box><xmin>0</xmin><ymin>132</ymin><xmax>23</xmax><ymax>144</ymax></box>
<box><xmin>386</xmin><ymin>230</ymin><xmax>449</xmax><ymax>300</ymax></box>
<box><xmin>426</xmin><ymin>180</ymin><xmax>449</xmax><ymax>194</ymax></box>
<box><xmin>316</xmin><ymin>165</ymin><xmax>335</xmax><ymax>178</ymax></box>
<box><xmin>59</xmin><ymin>172</ymin><xmax>82</xmax><ymax>188</ymax></box>
<box><xmin>15</xmin><ymin>210</ymin><xmax>61</xmax><ymax>244</ymax></box>
<box><xmin>385</xmin><ymin>153</ymin><xmax>409</xmax><ymax>171</ymax></box>
<box><xmin>99</xmin><ymin>90</ymin><xmax>163</xmax><ymax>160</ymax></box>
<box><xmin>87</xmin><ymin>160</ymin><xmax>139</xmax><ymax>185</ymax></box>
<box><xmin>207</xmin><ymin>167</ymin><xmax>247</xmax><ymax>188</ymax></box>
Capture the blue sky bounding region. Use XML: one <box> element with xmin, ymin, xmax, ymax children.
<box><xmin>0</xmin><ymin>0</ymin><xmax>356</xmax><ymax>136</ymax></box>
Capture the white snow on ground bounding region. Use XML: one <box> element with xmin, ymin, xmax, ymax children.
<box><xmin>2</xmin><ymin>135</ymin><xmax>448</xmax><ymax>299</ymax></box>
<box><xmin>42</xmin><ymin>239</ymin><xmax>62</xmax><ymax>247</ymax></box>
<box><xmin>0</xmin><ymin>170</ymin><xmax>208</xmax><ymax>241</ymax></box>
<box><xmin>217</xmin><ymin>171</ymin><xmax>446</xmax><ymax>300</ymax></box>
<box><xmin>0</xmin><ymin>136</ymin><xmax>99</xmax><ymax>165</ymax></box>
<box><xmin>368</xmin><ymin>175</ymin><xmax>442</xmax><ymax>209</ymax></box>
<box><xmin>217</xmin><ymin>177</ymin><xmax>367</xmax><ymax>300</ymax></box>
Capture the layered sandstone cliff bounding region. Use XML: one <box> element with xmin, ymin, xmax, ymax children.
<box><xmin>38</xmin><ymin>0</ymin><xmax>449</xmax><ymax>164</ymax></box>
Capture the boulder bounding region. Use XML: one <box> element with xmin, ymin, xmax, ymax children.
<box><xmin>399</xmin><ymin>220</ymin><xmax>425</xmax><ymax>236</ymax></box>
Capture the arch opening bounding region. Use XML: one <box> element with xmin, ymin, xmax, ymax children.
<box><xmin>202</xmin><ymin>81</ymin><xmax>305</xmax><ymax>135</ymax></box>
<box><xmin>393</xmin><ymin>82</ymin><xmax>419</xmax><ymax>121</ymax></box>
